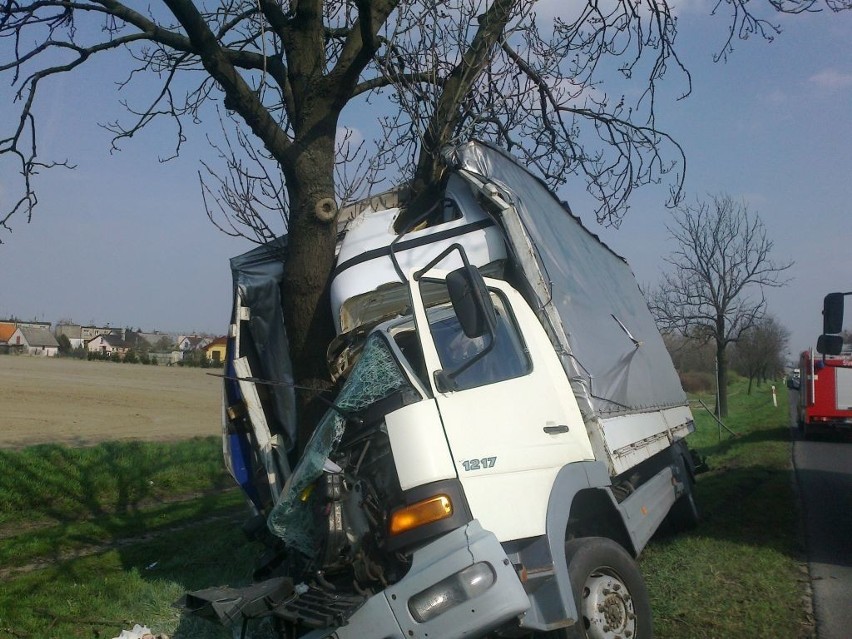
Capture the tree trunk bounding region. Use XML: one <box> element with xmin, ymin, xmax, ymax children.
<box><xmin>402</xmin><ymin>0</ymin><xmax>516</xmax><ymax>226</ymax></box>
<box><xmin>280</xmin><ymin>130</ymin><xmax>340</xmax><ymax>450</ymax></box>
<box><xmin>716</xmin><ymin>340</ymin><xmax>729</xmax><ymax>418</ymax></box>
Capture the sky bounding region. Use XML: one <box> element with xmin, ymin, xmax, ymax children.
<box><xmin>1</xmin><ymin>2</ymin><xmax>850</xmax><ymax>359</ymax></box>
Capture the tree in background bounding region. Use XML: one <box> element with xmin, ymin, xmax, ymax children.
<box><xmin>662</xmin><ymin>332</ymin><xmax>716</xmax><ymax>393</ymax></box>
<box><xmin>2</xmin><ymin>1</ymin><xmax>845</xmax><ymax>440</ymax></box>
<box><xmin>650</xmin><ymin>194</ymin><xmax>793</xmax><ymax>417</ymax></box>
<box><xmin>154</xmin><ymin>336</ymin><xmax>175</xmax><ymax>353</ymax></box>
<box><xmin>56</xmin><ymin>333</ymin><xmax>73</xmax><ymax>356</ymax></box>
<box><xmin>731</xmin><ymin>315</ymin><xmax>790</xmax><ymax>394</ymax></box>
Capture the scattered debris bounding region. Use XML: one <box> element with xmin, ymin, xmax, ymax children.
<box><xmin>111</xmin><ymin>624</ymin><xmax>169</xmax><ymax>639</ymax></box>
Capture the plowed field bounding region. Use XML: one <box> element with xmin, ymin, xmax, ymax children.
<box><xmin>0</xmin><ymin>356</ymin><xmax>221</xmax><ymax>448</ymax></box>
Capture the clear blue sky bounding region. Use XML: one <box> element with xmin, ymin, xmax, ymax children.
<box><xmin>1</xmin><ymin>3</ymin><xmax>850</xmax><ymax>358</ymax></box>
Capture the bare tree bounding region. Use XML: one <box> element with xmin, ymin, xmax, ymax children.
<box><xmin>650</xmin><ymin>194</ymin><xmax>793</xmax><ymax>416</ymax></box>
<box><xmin>2</xmin><ymin>1</ymin><xmax>845</xmax><ymax>438</ymax></box>
<box><xmin>731</xmin><ymin>315</ymin><xmax>790</xmax><ymax>394</ymax></box>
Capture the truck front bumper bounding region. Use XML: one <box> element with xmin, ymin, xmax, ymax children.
<box><xmin>300</xmin><ymin>520</ymin><xmax>529</xmax><ymax>639</ymax></box>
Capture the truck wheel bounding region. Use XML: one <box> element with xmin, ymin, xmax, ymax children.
<box><xmin>550</xmin><ymin>537</ymin><xmax>653</xmax><ymax>639</ymax></box>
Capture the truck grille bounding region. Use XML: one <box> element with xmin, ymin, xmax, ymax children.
<box><xmin>272</xmin><ymin>585</ymin><xmax>366</xmax><ymax>628</ymax></box>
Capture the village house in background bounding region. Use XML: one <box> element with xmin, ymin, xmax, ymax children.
<box><xmin>3</xmin><ymin>324</ymin><xmax>59</xmax><ymax>356</ymax></box>
<box><xmin>0</xmin><ymin>322</ymin><xmax>15</xmax><ymax>353</ymax></box>
<box><xmin>2</xmin><ymin>318</ymin><xmax>224</xmax><ymax>364</ymax></box>
<box><xmin>86</xmin><ymin>334</ymin><xmax>132</xmax><ymax>358</ymax></box>
<box><xmin>177</xmin><ymin>334</ymin><xmax>211</xmax><ymax>353</ymax></box>
<box><xmin>204</xmin><ymin>336</ymin><xmax>228</xmax><ymax>364</ymax></box>
<box><xmin>56</xmin><ymin>323</ymin><xmax>123</xmax><ymax>348</ymax></box>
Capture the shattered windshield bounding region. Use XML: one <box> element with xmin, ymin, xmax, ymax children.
<box><xmin>267</xmin><ymin>333</ymin><xmax>416</xmax><ymax>555</ymax></box>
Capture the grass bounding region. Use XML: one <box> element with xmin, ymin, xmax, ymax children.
<box><xmin>0</xmin><ymin>383</ymin><xmax>809</xmax><ymax>639</ymax></box>
<box><xmin>641</xmin><ymin>378</ymin><xmax>809</xmax><ymax>639</ymax></box>
<box><xmin>0</xmin><ymin>437</ymin><xmax>255</xmax><ymax>639</ymax></box>
<box><xmin>0</xmin><ymin>438</ymin><xmax>235</xmax><ymax>528</ymax></box>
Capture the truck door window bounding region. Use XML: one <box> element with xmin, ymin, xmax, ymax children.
<box><xmin>426</xmin><ymin>288</ymin><xmax>530</xmax><ymax>391</ymax></box>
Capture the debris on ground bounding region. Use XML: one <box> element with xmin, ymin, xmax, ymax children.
<box><xmin>111</xmin><ymin>624</ymin><xmax>169</xmax><ymax>639</ymax></box>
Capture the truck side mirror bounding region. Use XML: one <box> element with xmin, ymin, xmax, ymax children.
<box><xmin>446</xmin><ymin>265</ymin><xmax>497</xmax><ymax>339</ymax></box>
<box><xmin>816</xmin><ymin>334</ymin><xmax>843</xmax><ymax>356</ymax></box>
<box><xmin>823</xmin><ymin>292</ymin><xmax>845</xmax><ymax>335</ymax></box>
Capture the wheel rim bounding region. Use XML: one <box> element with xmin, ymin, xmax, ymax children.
<box><xmin>580</xmin><ymin>569</ymin><xmax>637</xmax><ymax>639</ymax></box>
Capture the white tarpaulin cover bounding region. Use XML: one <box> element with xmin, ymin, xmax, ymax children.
<box><xmin>444</xmin><ymin>141</ymin><xmax>687</xmax><ymax>418</ymax></box>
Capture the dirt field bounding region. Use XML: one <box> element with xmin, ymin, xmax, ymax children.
<box><xmin>0</xmin><ymin>356</ymin><xmax>222</xmax><ymax>448</ymax></box>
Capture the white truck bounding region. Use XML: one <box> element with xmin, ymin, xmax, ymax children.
<box><xmin>184</xmin><ymin>141</ymin><xmax>699</xmax><ymax>639</ymax></box>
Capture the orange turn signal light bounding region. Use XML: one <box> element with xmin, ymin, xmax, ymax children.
<box><xmin>389</xmin><ymin>495</ymin><xmax>453</xmax><ymax>536</ymax></box>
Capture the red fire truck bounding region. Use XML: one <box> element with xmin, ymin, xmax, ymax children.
<box><xmin>796</xmin><ymin>291</ymin><xmax>852</xmax><ymax>438</ymax></box>
<box><xmin>797</xmin><ymin>348</ymin><xmax>852</xmax><ymax>438</ymax></box>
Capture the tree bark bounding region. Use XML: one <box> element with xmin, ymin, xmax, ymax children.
<box><xmin>716</xmin><ymin>339</ymin><xmax>729</xmax><ymax>418</ymax></box>
<box><xmin>404</xmin><ymin>0</ymin><xmax>516</xmax><ymax>224</ymax></box>
<box><xmin>281</xmin><ymin>125</ymin><xmax>340</xmax><ymax>450</ymax></box>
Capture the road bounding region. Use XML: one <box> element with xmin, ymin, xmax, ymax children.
<box><xmin>790</xmin><ymin>390</ymin><xmax>852</xmax><ymax>639</ymax></box>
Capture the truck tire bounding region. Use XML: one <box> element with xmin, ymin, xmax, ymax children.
<box><xmin>546</xmin><ymin>537</ymin><xmax>653</xmax><ymax>639</ymax></box>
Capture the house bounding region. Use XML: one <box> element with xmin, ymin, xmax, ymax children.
<box><xmin>0</xmin><ymin>322</ymin><xmax>17</xmax><ymax>354</ymax></box>
<box><xmin>14</xmin><ymin>320</ymin><xmax>52</xmax><ymax>331</ymax></box>
<box><xmin>55</xmin><ymin>323</ymin><xmax>85</xmax><ymax>349</ymax></box>
<box><xmin>87</xmin><ymin>333</ymin><xmax>130</xmax><ymax>358</ymax></box>
<box><xmin>8</xmin><ymin>326</ymin><xmax>60</xmax><ymax>356</ymax></box>
<box><xmin>177</xmin><ymin>335</ymin><xmax>211</xmax><ymax>353</ymax></box>
<box><xmin>81</xmin><ymin>325</ymin><xmax>125</xmax><ymax>341</ymax></box>
<box><xmin>204</xmin><ymin>336</ymin><xmax>228</xmax><ymax>364</ymax></box>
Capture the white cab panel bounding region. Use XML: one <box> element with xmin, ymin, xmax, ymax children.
<box><xmin>385</xmin><ymin>400</ymin><xmax>458</xmax><ymax>491</ymax></box>
<box><xmin>411</xmin><ymin>281</ymin><xmax>593</xmax><ymax>541</ymax></box>
<box><xmin>331</xmin><ymin>182</ymin><xmax>507</xmax><ymax>335</ymax></box>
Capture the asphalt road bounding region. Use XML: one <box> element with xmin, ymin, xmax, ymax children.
<box><xmin>790</xmin><ymin>391</ymin><xmax>852</xmax><ymax>639</ymax></box>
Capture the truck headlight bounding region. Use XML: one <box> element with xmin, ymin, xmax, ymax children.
<box><xmin>408</xmin><ymin>562</ymin><xmax>496</xmax><ymax>623</ymax></box>
<box><xmin>389</xmin><ymin>495</ymin><xmax>453</xmax><ymax>536</ymax></box>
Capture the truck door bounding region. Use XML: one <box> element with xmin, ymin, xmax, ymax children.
<box><xmin>409</xmin><ymin>275</ymin><xmax>593</xmax><ymax>541</ymax></box>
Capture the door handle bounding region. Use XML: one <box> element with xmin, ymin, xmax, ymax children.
<box><xmin>543</xmin><ymin>424</ymin><xmax>570</xmax><ymax>434</ymax></box>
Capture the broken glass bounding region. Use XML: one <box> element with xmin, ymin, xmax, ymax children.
<box><xmin>267</xmin><ymin>334</ymin><xmax>413</xmax><ymax>555</ymax></box>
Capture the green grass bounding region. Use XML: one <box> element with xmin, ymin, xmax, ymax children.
<box><xmin>0</xmin><ymin>438</ymin><xmax>235</xmax><ymax>528</ymax></box>
<box><xmin>0</xmin><ymin>438</ymin><xmax>256</xmax><ymax>639</ymax></box>
<box><xmin>641</xmin><ymin>378</ymin><xmax>809</xmax><ymax>639</ymax></box>
<box><xmin>0</xmin><ymin>517</ymin><xmax>262</xmax><ymax>639</ymax></box>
